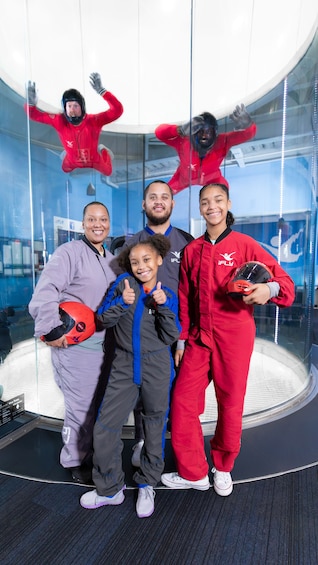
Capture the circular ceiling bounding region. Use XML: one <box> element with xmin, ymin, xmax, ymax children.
<box><xmin>1</xmin><ymin>0</ymin><xmax>318</xmax><ymax>132</ymax></box>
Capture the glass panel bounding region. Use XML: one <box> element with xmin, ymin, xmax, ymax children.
<box><xmin>0</xmin><ymin>4</ymin><xmax>317</xmax><ymax>431</ymax></box>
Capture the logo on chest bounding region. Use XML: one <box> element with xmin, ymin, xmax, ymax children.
<box><xmin>218</xmin><ymin>251</ymin><xmax>236</xmax><ymax>267</ymax></box>
<box><xmin>170</xmin><ymin>251</ymin><xmax>181</xmax><ymax>263</ymax></box>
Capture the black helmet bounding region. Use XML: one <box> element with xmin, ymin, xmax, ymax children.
<box><xmin>199</xmin><ymin>112</ymin><xmax>218</xmax><ymax>133</ymax></box>
<box><xmin>194</xmin><ymin>112</ymin><xmax>218</xmax><ymax>151</ymax></box>
<box><xmin>62</xmin><ymin>89</ymin><xmax>86</xmax><ymax>124</ymax></box>
<box><xmin>227</xmin><ymin>261</ymin><xmax>273</xmax><ymax>297</ymax></box>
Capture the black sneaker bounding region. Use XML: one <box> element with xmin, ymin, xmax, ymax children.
<box><xmin>70</xmin><ymin>465</ymin><xmax>93</xmax><ymax>485</ymax></box>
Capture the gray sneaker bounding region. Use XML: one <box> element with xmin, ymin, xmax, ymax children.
<box><xmin>136</xmin><ymin>486</ymin><xmax>155</xmax><ymax>518</ymax></box>
<box><xmin>80</xmin><ymin>487</ymin><xmax>125</xmax><ymax>509</ymax></box>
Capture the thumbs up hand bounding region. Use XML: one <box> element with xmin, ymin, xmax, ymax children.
<box><xmin>123</xmin><ymin>278</ymin><xmax>135</xmax><ymax>305</ymax></box>
<box><xmin>152</xmin><ymin>281</ymin><xmax>167</xmax><ymax>305</ymax></box>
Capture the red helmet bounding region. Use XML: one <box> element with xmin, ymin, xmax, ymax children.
<box><xmin>227</xmin><ymin>261</ymin><xmax>273</xmax><ymax>297</ymax></box>
<box><xmin>40</xmin><ymin>302</ymin><xmax>96</xmax><ymax>344</ymax></box>
<box><xmin>57</xmin><ymin>302</ymin><xmax>96</xmax><ymax>344</ymax></box>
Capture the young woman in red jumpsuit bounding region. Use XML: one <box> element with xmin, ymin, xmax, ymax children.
<box><xmin>161</xmin><ymin>183</ymin><xmax>295</xmax><ymax>496</ymax></box>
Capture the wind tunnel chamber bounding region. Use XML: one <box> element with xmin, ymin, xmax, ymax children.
<box><xmin>0</xmin><ymin>1</ymin><xmax>317</xmax><ymax>461</ymax></box>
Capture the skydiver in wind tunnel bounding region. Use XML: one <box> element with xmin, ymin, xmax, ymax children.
<box><xmin>155</xmin><ymin>104</ymin><xmax>256</xmax><ymax>194</ymax></box>
<box><xmin>24</xmin><ymin>73</ymin><xmax>123</xmax><ymax>177</ymax></box>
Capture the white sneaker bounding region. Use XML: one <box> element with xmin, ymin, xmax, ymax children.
<box><xmin>161</xmin><ymin>472</ymin><xmax>210</xmax><ymax>491</ymax></box>
<box><xmin>80</xmin><ymin>487</ymin><xmax>125</xmax><ymax>509</ymax></box>
<box><xmin>212</xmin><ymin>468</ymin><xmax>233</xmax><ymax>496</ymax></box>
<box><xmin>131</xmin><ymin>439</ymin><xmax>144</xmax><ymax>467</ymax></box>
<box><xmin>136</xmin><ymin>486</ymin><xmax>155</xmax><ymax>518</ymax></box>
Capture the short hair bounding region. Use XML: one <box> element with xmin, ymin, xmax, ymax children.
<box><xmin>82</xmin><ymin>201</ymin><xmax>109</xmax><ymax>219</ymax></box>
<box><xmin>117</xmin><ymin>234</ymin><xmax>171</xmax><ymax>274</ymax></box>
<box><xmin>143</xmin><ymin>180</ymin><xmax>173</xmax><ymax>199</ymax></box>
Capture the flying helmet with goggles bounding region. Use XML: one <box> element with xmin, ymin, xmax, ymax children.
<box><xmin>62</xmin><ymin>89</ymin><xmax>86</xmax><ymax>124</ymax></box>
<box><xmin>227</xmin><ymin>261</ymin><xmax>273</xmax><ymax>297</ymax></box>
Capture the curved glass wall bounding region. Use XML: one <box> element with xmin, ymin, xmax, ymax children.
<box><xmin>0</xmin><ymin>7</ymin><xmax>317</xmax><ymax>428</ymax></box>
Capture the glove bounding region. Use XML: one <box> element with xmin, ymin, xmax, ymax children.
<box><xmin>89</xmin><ymin>72</ymin><xmax>106</xmax><ymax>95</ymax></box>
<box><xmin>229</xmin><ymin>104</ymin><xmax>252</xmax><ymax>129</ymax></box>
<box><xmin>179</xmin><ymin>115</ymin><xmax>205</xmax><ymax>137</ymax></box>
<box><xmin>27</xmin><ymin>81</ymin><xmax>37</xmax><ymax>105</ymax></box>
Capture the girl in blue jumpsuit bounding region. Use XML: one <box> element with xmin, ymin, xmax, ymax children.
<box><xmin>80</xmin><ymin>234</ymin><xmax>180</xmax><ymax>518</ymax></box>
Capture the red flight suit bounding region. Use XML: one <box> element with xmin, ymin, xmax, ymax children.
<box><xmin>171</xmin><ymin>229</ymin><xmax>295</xmax><ymax>479</ymax></box>
<box><xmin>24</xmin><ymin>91</ymin><xmax>123</xmax><ymax>175</ymax></box>
<box><xmin>155</xmin><ymin>123</ymin><xmax>256</xmax><ymax>193</ymax></box>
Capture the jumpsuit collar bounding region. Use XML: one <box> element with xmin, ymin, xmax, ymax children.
<box><xmin>204</xmin><ymin>227</ymin><xmax>232</xmax><ymax>245</ymax></box>
<box><xmin>82</xmin><ymin>234</ymin><xmax>105</xmax><ymax>256</ymax></box>
<box><xmin>144</xmin><ymin>224</ymin><xmax>173</xmax><ymax>237</ymax></box>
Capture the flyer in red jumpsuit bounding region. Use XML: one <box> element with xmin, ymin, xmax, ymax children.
<box><xmin>155</xmin><ymin>106</ymin><xmax>256</xmax><ymax>193</ymax></box>
<box><xmin>24</xmin><ymin>74</ymin><xmax>123</xmax><ymax>176</ymax></box>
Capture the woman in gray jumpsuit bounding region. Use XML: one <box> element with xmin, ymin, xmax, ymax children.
<box><xmin>80</xmin><ymin>234</ymin><xmax>180</xmax><ymax>518</ymax></box>
<box><xmin>29</xmin><ymin>202</ymin><xmax>120</xmax><ymax>484</ymax></box>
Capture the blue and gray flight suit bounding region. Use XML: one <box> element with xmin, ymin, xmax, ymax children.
<box><xmin>125</xmin><ymin>225</ymin><xmax>194</xmax><ymax>440</ymax></box>
<box><xmin>92</xmin><ymin>273</ymin><xmax>181</xmax><ymax>494</ymax></box>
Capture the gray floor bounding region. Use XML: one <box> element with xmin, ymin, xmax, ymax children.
<box><xmin>1</xmin><ymin>462</ymin><xmax>318</xmax><ymax>564</ymax></box>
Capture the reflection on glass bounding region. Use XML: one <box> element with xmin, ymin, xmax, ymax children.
<box><xmin>0</xmin><ymin>23</ymin><xmax>317</xmax><ymax>422</ymax></box>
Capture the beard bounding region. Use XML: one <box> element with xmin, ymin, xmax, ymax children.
<box><xmin>145</xmin><ymin>208</ymin><xmax>172</xmax><ymax>226</ymax></box>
